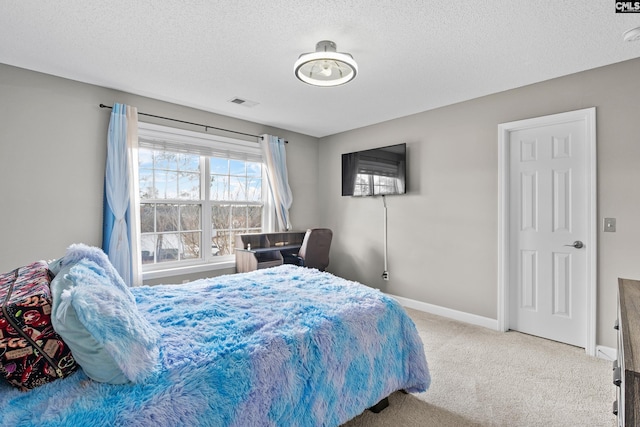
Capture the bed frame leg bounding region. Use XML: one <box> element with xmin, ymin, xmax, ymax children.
<box><xmin>368</xmin><ymin>397</ymin><xmax>389</xmax><ymax>413</ymax></box>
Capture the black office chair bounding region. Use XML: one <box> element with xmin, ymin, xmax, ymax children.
<box><xmin>288</xmin><ymin>228</ymin><xmax>333</xmax><ymax>271</ymax></box>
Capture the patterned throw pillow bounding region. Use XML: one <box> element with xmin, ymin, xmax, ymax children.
<box><xmin>0</xmin><ymin>261</ymin><xmax>78</xmax><ymax>390</ymax></box>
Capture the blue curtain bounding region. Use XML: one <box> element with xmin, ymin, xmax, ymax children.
<box><xmin>102</xmin><ymin>103</ymin><xmax>138</xmax><ymax>285</ymax></box>
<box><xmin>260</xmin><ymin>135</ymin><xmax>293</xmax><ymax>231</ymax></box>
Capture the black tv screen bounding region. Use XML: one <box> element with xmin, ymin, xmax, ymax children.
<box><xmin>342</xmin><ymin>143</ymin><xmax>407</xmax><ymax>196</ymax></box>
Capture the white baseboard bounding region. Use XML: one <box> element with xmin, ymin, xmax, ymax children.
<box><xmin>386</xmin><ymin>293</ymin><xmax>499</xmax><ymax>331</ymax></box>
<box><xmin>388</xmin><ymin>293</ymin><xmax>618</xmax><ymax>361</ymax></box>
<box><xmin>596</xmin><ymin>345</ymin><xmax>617</xmax><ymax>362</ymax></box>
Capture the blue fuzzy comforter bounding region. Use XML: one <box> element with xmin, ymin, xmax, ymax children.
<box><xmin>0</xmin><ymin>265</ymin><xmax>429</xmax><ymax>427</ymax></box>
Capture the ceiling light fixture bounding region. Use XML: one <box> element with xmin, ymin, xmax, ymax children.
<box><xmin>294</xmin><ymin>40</ymin><xmax>358</xmax><ymax>87</ymax></box>
<box><xmin>623</xmin><ymin>26</ymin><xmax>640</xmax><ymax>42</ymax></box>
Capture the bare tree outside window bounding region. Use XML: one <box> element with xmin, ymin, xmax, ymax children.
<box><xmin>210</xmin><ymin>158</ymin><xmax>263</xmax><ymax>256</ymax></box>
<box><xmin>139</xmin><ymin>147</ymin><xmax>264</xmax><ymax>267</ymax></box>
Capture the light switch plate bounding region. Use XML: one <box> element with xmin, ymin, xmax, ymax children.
<box><xmin>604</xmin><ymin>218</ymin><xmax>616</xmax><ymax>232</ymax></box>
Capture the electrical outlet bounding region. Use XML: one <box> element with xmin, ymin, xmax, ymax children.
<box><xmin>603</xmin><ymin>218</ymin><xmax>616</xmax><ymax>232</ymax></box>
<box><xmin>382</xmin><ymin>271</ymin><xmax>389</xmax><ymax>281</ymax></box>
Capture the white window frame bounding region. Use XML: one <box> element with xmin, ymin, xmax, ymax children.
<box><xmin>135</xmin><ymin>122</ymin><xmax>274</xmax><ymax>280</ymax></box>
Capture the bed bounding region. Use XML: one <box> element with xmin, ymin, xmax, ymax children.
<box><xmin>0</xmin><ymin>247</ymin><xmax>430</xmax><ymax>427</ymax></box>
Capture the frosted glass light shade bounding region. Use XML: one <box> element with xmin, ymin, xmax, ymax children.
<box><xmin>294</xmin><ymin>41</ymin><xmax>358</xmax><ymax>87</ymax></box>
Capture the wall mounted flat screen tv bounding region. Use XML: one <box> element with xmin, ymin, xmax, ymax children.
<box><xmin>342</xmin><ymin>143</ymin><xmax>407</xmax><ymax>196</ymax></box>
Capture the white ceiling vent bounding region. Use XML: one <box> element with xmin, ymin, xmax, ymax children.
<box><xmin>228</xmin><ymin>97</ymin><xmax>259</xmax><ymax>108</ymax></box>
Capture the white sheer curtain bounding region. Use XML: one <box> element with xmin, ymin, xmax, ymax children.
<box><xmin>102</xmin><ymin>103</ymin><xmax>142</xmax><ymax>286</ymax></box>
<box><xmin>260</xmin><ymin>134</ymin><xmax>293</xmax><ymax>231</ymax></box>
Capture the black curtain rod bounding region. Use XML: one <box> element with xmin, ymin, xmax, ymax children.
<box><xmin>99</xmin><ymin>104</ymin><xmax>288</xmax><ymax>143</ymax></box>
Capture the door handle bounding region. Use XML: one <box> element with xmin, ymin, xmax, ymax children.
<box><xmin>564</xmin><ymin>241</ymin><xmax>584</xmax><ymax>249</ymax></box>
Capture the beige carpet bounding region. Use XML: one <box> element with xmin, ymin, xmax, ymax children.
<box><xmin>343</xmin><ymin>308</ymin><xmax>616</xmax><ymax>427</ymax></box>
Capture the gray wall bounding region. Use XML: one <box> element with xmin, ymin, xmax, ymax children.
<box><xmin>2</xmin><ymin>58</ymin><xmax>639</xmax><ymax>349</ymax></box>
<box><xmin>318</xmin><ymin>58</ymin><xmax>640</xmax><ymax>349</ymax></box>
<box><xmin>0</xmin><ymin>63</ymin><xmax>320</xmax><ymax>282</ymax></box>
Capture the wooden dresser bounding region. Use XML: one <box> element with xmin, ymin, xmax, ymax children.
<box><xmin>615</xmin><ymin>278</ymin><xmax>640</xmax><ymax>426</ymax></box>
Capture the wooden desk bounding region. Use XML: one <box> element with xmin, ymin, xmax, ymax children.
<box><xmin>235</xmin><ymin>231</ymin><xmax>305</xmax><ymax>273</ymax></box>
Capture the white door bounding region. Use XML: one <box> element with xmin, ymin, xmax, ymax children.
<box><xmin>498</xmin><ymin>108</ymin><xmax>596</xmax><ymax>352</ymax></box>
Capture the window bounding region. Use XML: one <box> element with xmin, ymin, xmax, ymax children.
<box><xmin>136</xmin><ymin>123</ymin><xmax>272</xmax><ymax>276</ymax></box>
<box><xmin>354</xmin><ymin>155</ymin><xmax>403</xmax><ymax>196</ymax></box>
<box><xmin>353</xmin><ymin>174</ymin><xmax>399</xmax><ymax>196</ymax></box>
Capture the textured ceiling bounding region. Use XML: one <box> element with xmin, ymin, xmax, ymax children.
<box><xmin>1</xmin><ymin>1</ymin><xmax>639</xmax><ymax>137</ymax></box>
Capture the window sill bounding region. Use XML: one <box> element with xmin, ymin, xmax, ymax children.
<box><xmin>142</xmin><ymin>259</ymin><xmax>236</xmax><ymax>281</ymax></box>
